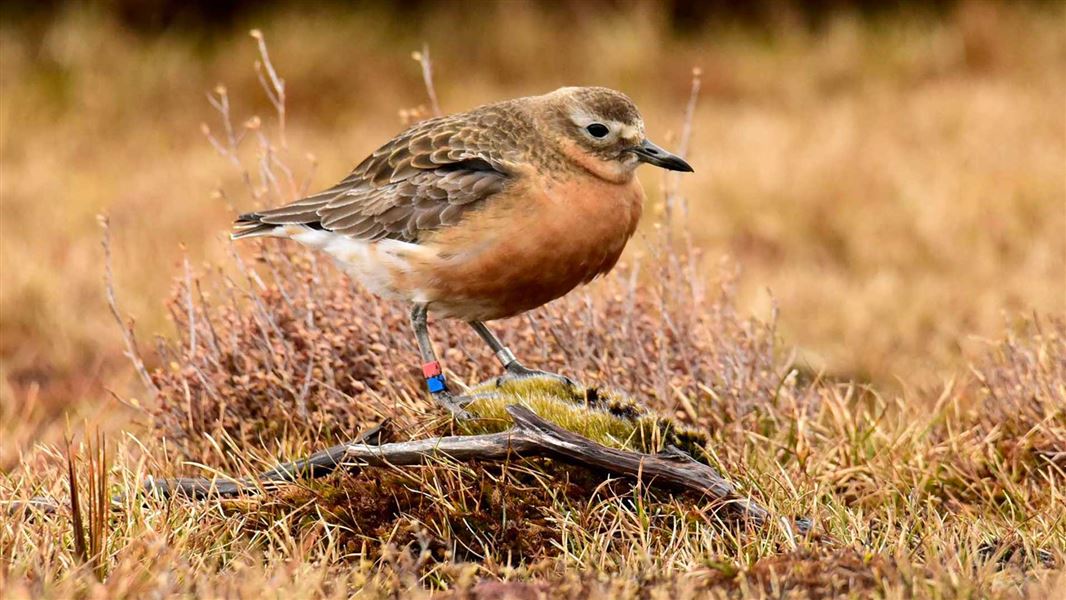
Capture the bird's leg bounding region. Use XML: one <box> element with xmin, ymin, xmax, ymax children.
<box><xmin>410</xmin><ymin>304</ymin><xmax>472</xmax><ymax>419</ymax></box>
<box><xmin>468</xmin><ymin>321</ymin><xmax>577</xmax><ymax>390</ymax></box>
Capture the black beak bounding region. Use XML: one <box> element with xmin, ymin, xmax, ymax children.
<box><xmin>629</xmin><ymin>139</ymin><xmax>693</xmax><ymax>172</ymax></box>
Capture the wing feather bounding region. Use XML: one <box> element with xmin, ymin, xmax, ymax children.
<box><xmin>237</xmin><ymin>101</ymin><xmax>528</xmax><ymax>243</ymax></box>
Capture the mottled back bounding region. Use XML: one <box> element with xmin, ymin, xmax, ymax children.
<box><xmin>235</xmin><ymin>100</ymin><xmax>536</xmax><ymax>242</ymax></box>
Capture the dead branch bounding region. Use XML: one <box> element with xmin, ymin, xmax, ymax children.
<box><xmin>142</xmin><ymin>422</ymin><xmax>388</xmax><ymax>499</ymax></box>
<box><xmin>414</xmin><ymin>43</ymin><xmax>442</xmax><ymax>117</ymax></box>
<box><xmin>344</xmin><ymin>405</ymin><xmax>781</xmax><ymax>529</ymax></box>
<box><xmin>100</xmin><ymin>215</ymin><xmax>159</xmax><ymax>399</ymax></box>
<box><xmin>250</xmin><ymin>29</ymin><xmax>287</xmax><ymax>150</ymax></box>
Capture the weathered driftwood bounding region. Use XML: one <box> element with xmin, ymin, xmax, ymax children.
<box><xmin>344</xmin><ymin>405</ymin><xmax>777</xmax><ymax>528</ymax></box>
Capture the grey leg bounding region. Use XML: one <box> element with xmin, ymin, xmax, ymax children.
<box><xmin>410</xmin><ymin>304</ymin><xmax>471</xmax><ymax>419</ymax></box>
<box><xmin>468</xmin><ymin>321</ymin><xmax>576</xmax><ymax>389</ymax></box>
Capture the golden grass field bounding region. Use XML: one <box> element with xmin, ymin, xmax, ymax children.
<box><xmin>1</xmin><ymin>2</ymin><xmax>1064</xmax><ymax>598</ymax></box>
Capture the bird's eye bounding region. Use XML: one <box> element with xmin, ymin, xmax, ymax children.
<box><xmin>585</xmin><ymin>123</ymin><xmax>610</xmax><ymax>138</ymax></box>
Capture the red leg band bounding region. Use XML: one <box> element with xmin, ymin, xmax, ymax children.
<box><xmin>422</xmin><ymin>361</ymin><xmax>442</xmax><ymax>378</ymax></box>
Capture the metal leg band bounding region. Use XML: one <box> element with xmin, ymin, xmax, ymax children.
<box><xmin>495</xmin><ymin>348</ymin><xmax>517</xmax><ymax>368</ymax></box>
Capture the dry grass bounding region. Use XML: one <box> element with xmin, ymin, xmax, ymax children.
<box><xmin>1</xmin><ymin>2</ymin><xmax>1065</xmax><ymax>598</ymax></box>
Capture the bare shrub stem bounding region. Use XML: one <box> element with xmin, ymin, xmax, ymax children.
<box><xmin>100</xmin><ymin>215</ymin><xmax>158</xmax><ymax>399</ymax></box>
<box><xmin>414</xmin><ymin>43</ymin><xmax>442</xmax><ymax>117</ymax></box>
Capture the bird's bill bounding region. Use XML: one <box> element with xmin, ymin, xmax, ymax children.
<box><xmin>629</xmin><ymin>139</ymin><xmax>693</xmax><ymax>172</ymax></box>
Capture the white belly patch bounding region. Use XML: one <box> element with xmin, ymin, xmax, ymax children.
<box><xmin>275</xmin><ymin>226</ymin><xmax>430</xmax><ymax>302</ymax></box>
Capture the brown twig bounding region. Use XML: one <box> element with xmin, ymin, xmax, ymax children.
<box><xmin>414</xmin><ymin>43</ymin><xmax>442</xmax><ymax>117</ymax></box>
<box><xmin>250</xmin><ymin>29</ymin><xmax>287</xmax><ymax>150</ymax></box>
<box><xmin>663</xmin><ymin>66</ymin><xmax>701</xmax><ymax>226</ymax></box>
<box><xmin>182</xmin><ymin>250</ymin><xmax>198</xmax><ymax>357</ymax></box>
<box><xmin>203</xmin><ymin>31</ymin><xmax>297</xmax><ymax>204</ymax></box>
<box><xmin>202</xmin><ymin>86</ymin><xmax>259</xmax><ymax>201</ymax></box>
<box><xmin>99</xmin><ymin>216</ymin><xmax>159</xmax><ymax>399</ymax></box>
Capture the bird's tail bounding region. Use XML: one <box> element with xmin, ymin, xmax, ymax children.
<box><xmin>230</xmin><ymin>212</ymin><xmax>279</xmax><ymax>240</ymax></box>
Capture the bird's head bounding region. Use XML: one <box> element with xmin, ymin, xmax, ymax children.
<box><xmin>539</xmin><ymin>86</ymin><xmax>693</xmax><ymax>182</ymax></box>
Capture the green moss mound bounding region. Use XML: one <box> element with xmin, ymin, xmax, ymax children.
<box><xmin>456</xmin><ymin>376</ymin><xmax>710</xmax><ymax>462</ymax></box>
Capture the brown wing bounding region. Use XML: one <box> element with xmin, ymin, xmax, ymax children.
<box><xmin>233</xmin><ymin>104</ymin><xmax>526</xmax><ymax>243</ymax></box>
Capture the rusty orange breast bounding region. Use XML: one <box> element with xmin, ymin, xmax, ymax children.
<box><xmin>407</xmin><ymin>172</ymin><xmax>645</xmax><ymax>321</ymax></box>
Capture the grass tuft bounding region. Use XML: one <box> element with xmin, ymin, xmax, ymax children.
<box><xmin>64</xmin><ymin>430</ymin><xmax>110</xmax><ymax>581</ymax></box>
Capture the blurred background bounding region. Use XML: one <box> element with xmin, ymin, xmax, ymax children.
<box><xmin>1</xmin><ymin>1</ymin><xmax>1063</xmax><ymax>464</ymax></box>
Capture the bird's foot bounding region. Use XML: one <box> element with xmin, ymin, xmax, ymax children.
<box><xmin>496</xmin><ymin>361</ymin><xmax>577</xmax><ymax>391</ymax></box>
<box><xmin>422</xmin><ymin>360</ymin><xmax>474</xmax><ymax>420</ymax></box>
<box><xmin>432</xmin><ymin>390</ymin><xmax>475</xmax><ymax>421</ymax></box>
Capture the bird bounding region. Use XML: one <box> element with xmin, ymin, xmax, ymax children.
<box><xmin>232</xmin><ymin>86</ymin><xmax>693</xmax><ymax>418</ymax></box>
